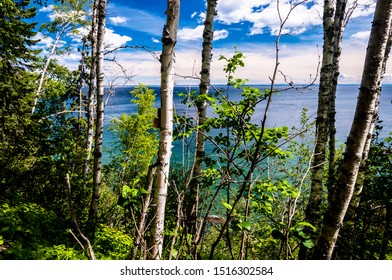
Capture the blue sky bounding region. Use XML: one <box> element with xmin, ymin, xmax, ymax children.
<box><xmin>32</xmin><ymin>0</ymin><xmax>389</xmax><ymax>85</ymax></box>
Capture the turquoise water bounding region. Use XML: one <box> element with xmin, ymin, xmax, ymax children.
<box><xmin>102</xmin><ymin>84</ymin><xmax>392</xmax><ymax>163</ymax></box>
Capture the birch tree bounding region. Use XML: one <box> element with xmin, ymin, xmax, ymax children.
<box><xmin>339</xmin><ymin>17</ymin><xmax>392</xmax><ymax>258</ymax></box>
<box><xmin>149</xmin><ymin>0</ymin><xmax>180</xmax><ymax>260</ymax></box>
<box><xmin>312</xmin><ymin>0</ymin><xmax>392</xmax><ymax>259</ymax></box>
<box><xmin>88</xmin><ymin>0</ymin><xmax>106</xmax><ymax>230</ymax></box>
<box><xmin>300</xmin><ymin>0</ymin><xmax>348</xmax><ymax>259</ymax></box>
<box><xmin>83</xmin><ymin>1</ymin><xmax>99</xmax><ymax>177</ymax></box>
<box><xmin>327</xmin><ymin>0</ymin><xmax>350</xmax><ymax>188</ymax></box>
<box><xmin>32</xmin><ymin>1</ymin><xmax>86</xmax><ymax>114</ymax></box>
<box><xmin>300</xmin><ymin>0</ymin><xmax>337</xmax><ymax>259</ymax></box>
<box><xmin>186</xmin><ymin>0</ymin><xmax>218</xmax><ymax>252</ymax></box>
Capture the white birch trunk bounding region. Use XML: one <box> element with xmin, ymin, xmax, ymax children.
<box><xmin>31</xmin><ymin>27</ymin><xmax>68</xmax><ymax>114</ymax></box>
<box><xmin>188</xmin><ymin>0</ymin><xmax>217</xmax><ymax>250</ymax></box>
<box><xmin>327</xmin><ymin>0</ymin><xmax>348</xmax><ymax>189</ymax></box>
<box><xmin>313</xmin><ymin>0</ymin><xmax>392</xmax><ymax>259</ymax></box>
<box><xmin>302</xmin><ymin>1</ymin><xmax>335</xmax><ymax>257</ymax></box>
<box><xmin>88</xmin><ymin>0</ymin><xmax>106</xmax><ymax>228</ymax></box>
<box><xmin>84</xmin><ymin>2</ymin><xmax>98</xmax><ymax>177</ymax></box>
<box><xmin>149</xmin><ymin>0</ymin><xmax>180</xmax><ymax>260</ymax></box>
<box><xmin>345</xmin><ymin>25</ymin><xmax>392</xmax><ymax>226</ymax></box>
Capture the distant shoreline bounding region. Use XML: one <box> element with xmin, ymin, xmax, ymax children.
<box><xmin>104</xmin><ymin>83</ymin><xmax>368</xmax><ymax>88</ymax></box>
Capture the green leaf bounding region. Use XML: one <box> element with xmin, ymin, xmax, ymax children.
<box><xmin>302</xmin><ymin>239</ymin><xmax>314</xmax><ymax>249</ymax></box>
<box><xmin>222</xmin><ymin>201</ymin><xmax>232</xmax><ymax>210</ymax></box>
<box><xmin>138</xmin><ymin>188</ymin><xmax>150</xmax><ymax>195</ymax></box>
<box><xmin>240</xmin><ymin>221</ymin><xmax>251</xmax><ymax>231</ymax></box>
<box><xmin>121</xmin><ymin>185</ymin><xmax>132</xmax><ymax>199</ymax></box>
<box><xmin>171</xmin><ymin>248</ymin><xmax>178</xmax><ymax>259</ymax></box>
<box><xmin>296</xmin><ymin>222</ymin><xmax>317</xmax><ymax>231</ymax></box>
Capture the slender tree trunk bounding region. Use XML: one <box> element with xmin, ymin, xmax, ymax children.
<box><xmin>312</xmin><ymin>0</ymin><xmax>392</xmax><ymax>259</ymax></box>
<box><xmin>84</xmin><ymin>1</ymin><xmax>98</xmax><ymax>177</ymax></box>
<box><xmin>187</xmin><ymin>0</ymin><xmax>218</xmax><ymax>257</ymax></box>
<box><xmin>300</xmin><ymin>0</ymin><xmax>335</xmax><ymax>259</ymax></box>
<box><xmin>32</xmin><ymin>29</ymin><xmax>66</xmax><ymax>114</ymax></box>
<box><xmin>149</xmin><ymin>0</ymin><xmax>180</xmax><ymax>260</ymax></box>
<box><xmin>348</xmin><ymin>26</ymin><xmax>392</xmax><ymax>217</ymax></box>
<box><xmin>133</xmin><ymin>166</ymin><xmax>156</xmax><ymax>259</ymax></box>
<box><xmin>88</xmin><ymin>0</ymin><xmax>106</xmax><ymax>230</ymax></box>
<box><xmin>339</xmin><ymin>25</ymin><xmax>392</xmax><ymax>258</ymax></box>
<box><xmin>327</xmin><ymin>0</ymin><xmax>348</xmax><ymax>191</ymax></box>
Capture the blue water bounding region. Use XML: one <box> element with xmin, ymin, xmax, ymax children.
<box><xmin>103</xmin><ymin>84</ymin><xmax>392</xmax><ymax>163</ymax></box>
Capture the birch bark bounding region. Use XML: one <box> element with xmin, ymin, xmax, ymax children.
<box><xmin>300</xmin><ymin>0</ymin><xmax>335</xmax><ymax>259</ymax></box>
<box><xmin>312</xmin><ymin>0</ymin><xmax>392</xmax><ymax>259</ymax></box>
<box><xmin>187</xmin><ymin>0</ymin><xmax>218</xmax><ymax>254</ymax></box>
<box><xmin>88</xmin><ymin>0</ymin><xmax>106</xmax><ymax>230</ymax></box>
<box><xmin>149</xmin><ymin>0</ymin><xmax>180</xmax><ymax>260</ymax></box>
<box><xmin>84</xmin><ymin>1</ymin><xmax>98</xmax><ymax>177</ymax></box>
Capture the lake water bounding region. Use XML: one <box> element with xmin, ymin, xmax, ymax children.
<box><xmin>103</xmin><ymin>84</ymin><xmax>392</xmax><ymax>163</ymax></box>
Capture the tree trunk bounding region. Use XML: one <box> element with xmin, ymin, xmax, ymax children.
<box><xmin>339</xmin><ymin>24</ymin><xmax>392</xmax><ymax>259</ymax></box>
<box><xmin>88</xmin><ymin>0</ymin><xmax>106</xmax><ymax>231</ymax></box>
<box><xmin>312</xmin><ymin>0</ymin><xmax>392</xmax><ymax>259</ymax></box>
<box><xmin>31</xmin><ymin>27</ymin><xmax>68</xmax><ymax>114</ymax></box>
<box><xmin>149</xmin><ymin>0</ymin><xmax>180</xmax><ymax>260</ymax></box>
<box><xmin>327</xmin><ymin>0</ymin><xmax>348</xmax><ymax>192</ymax></box>
<box><xmin>187</xmin><ymin>0</ymin><xmax>218</xmax><ymax>256</ymax></box>
<box><xmin>347</xmin><ymin>26</ymin><xmax>392</xmax><ymax>217</ymax></box>
<box><xmin>133</xmin><ymin>166</ymin><xmax>156</xmax><ymax>259</ymax></box>
<box><xmin>300</xmin><ymin>0</ymin><xmax>335</xmax><ymax>259</ymax></box>
<box><xmin>84</xmin><ymin>1</ymin><xmax>98</xmax><ymax>177</ymax></box>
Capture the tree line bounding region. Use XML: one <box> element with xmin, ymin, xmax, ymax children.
<box><xmin>0</xmin><ymin>0</ymin><xmax>391</xmax><ymax>260</ymax></box>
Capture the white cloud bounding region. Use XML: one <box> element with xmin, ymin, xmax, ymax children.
<box><xmin>48</xmin><ymin>9</ymin><xmax>86</xmax><ymax>23</ymax></box>
<box><xmin>104</xmin><ymin>28</ymin><xmax>132</xmax><ymax>50</ymax></box>
<box><xmin>214</xmin><ymin>0</ymin><xmax>376</xmax><ymax>37</ymax></box>
<box><xmin>32</xmin><ymin>32</ymin><xmax>54</xmax><ymax>48</ymax></box>
<box><xmin>178</xmin><ymin>25</ymin><xmax>229</xmax><ymax>41</ymax></box>
<box><xmin>216</xmin><ymin>0</ymin><xmax>321</xmax><ymax>35</ymax></box>
<box><xmin>178</xmin><ymin>25</ymin><xmax>204</xmax><ymax>41</ymax></box>
<box><xmin>65</xmin><ymin>53</ymin><xmax>81</xmax><ymax>61</ymax></box>
<box><xmin>55</xmin><ymin>52</ymin><xmax>81</xmax><ymax>70</ymax></box>
<box><xmin>350</xmin><ymin>0</ymin><xmax>377</xmax><ymax>18</ymax></box>
<box><xmin>339</xmin><ymin>73</ymin><xmax>357</xmax><ymax>83</ymax></box>
<box><xmin>107</xmin><ymin>5</ymin><xmax>165</xmax><ymax>35</ymax></box>
<box><xmin>191</xmin><ymin>12</ymin><xmax>198</xmax><ymax>18</ymax></box>
<box><xmin>109</xmin><ymin>16</ymin><xmax>128</xmax><ymax>25</ymax></box>
<box><xmin>69</xmin><ymin>26</ymin><xmax>90</xmax><ymax>43</ymax></box>
<box><xmin>116</xmin><ymin>37</ymin><xmax>392</xmax><ymax>86</ymax></box>
<box><xmin>351</xmin><ymin>31</ymin><xmax>370</xmax><ymax>40</ymax></box>
<box><xmin>39</xmin><ymin>5</ymin><xmax>54</xmax><ymax>13</ymax></box>
<box><xmin>198</xmin><ymin>12</ymin><xmax>206</xmax><ymax>24</ymax></box>
<box><xmin>214</xmin><ymin>29</ymin><xmax>229</xmax><ymax>40</ymax></box>
<box><xmin>152</xmin><ymin>38</ymin><xmax>160</xmax><ymax>43</ymax></box>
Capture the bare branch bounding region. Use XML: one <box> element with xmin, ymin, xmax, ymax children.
<box><xmin>104</xmin><ymin>45</ymin><xmax>160</xmax><ymax>61</ymax></box>
<box><xmin>66</xmin><ymin>174</ymin><xmax>96</xmax><ymax>260</ymax></box>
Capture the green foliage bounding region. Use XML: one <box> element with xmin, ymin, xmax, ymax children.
<box><xmin>107</xmin><ymin>84</ymin><xmax>158</xmax><ymax>188</ymax></box>
<box><xmin>170</xmin><ymin>50</ymin><xmax>310</xmax><ymax>259</ymax></box>
<box><xmin>0</xmin><ymin>0</ymin><xmax>39</xmax><ymax>69</ymax></box>
<box><xmin>93</xmin><ymin>225</ymin><xmax>133</xmax><ymax>260</ymax></box>
<box><xmin>103</xmin><ymin>85</ymin><xmax>158</xmax><ymax>236</ymax></box>
<box><xmin>0</xmin><ymin>201</ymin><xmax>80</xmax><ymax>259</ymax></box>
<box><xmin>0</xmin><ymin>0</ymin><xmax>91</xmax><ymax>260</ymax></box>
<box><xmin>219</xmin><ymin>47</ymin><xmax>245</xmax><ymax>82</ymax></box>
<box><xmin>32</xmin><ymin>244</ymin><xmax>86</xmax><ymax>260</ymax></box>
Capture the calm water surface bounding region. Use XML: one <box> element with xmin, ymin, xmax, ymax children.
<box><xmin>103</xmin><ymin>84</ymin><xmax>392</xmax><ymax>162</ymax></box>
